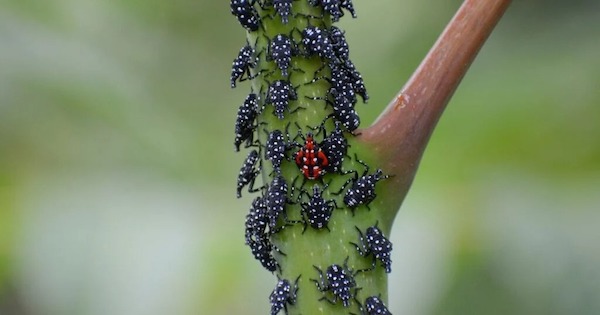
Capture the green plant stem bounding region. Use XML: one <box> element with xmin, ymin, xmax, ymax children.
<box><xmin>245</xmin><ymin>0</ymin><xmax>511</xmax><ymax>313</ymax></box>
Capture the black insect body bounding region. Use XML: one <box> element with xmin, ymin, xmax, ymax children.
<box><xmin>305</xmin><ymin>79</ymin><xmax>359</xmax><ymax>132</ymax></box>
<box><xmin>237</xmin><ymin>149</ymin><xmax>261</xmax><ymax>198</ymax></box>
<box><xmin>266</xmin><ymin>80</ymin><xmax>298</xmax><ymax>120</ymax></box>
<box><xmin>244</xmin><ymin>197</ymin><xmax>280</xmax><ymax>272</ymax></box>
<box><xmin>309</xmin><ymin>0</ymin><xmax>343</xmax><ymax>22</ymax></box>
<box><xmin>344</xmin><ymin>60</ymin><xmax>369</xmax><ymax>103</ymax></box>
<box><xmin>272</xmin><ymin>0</ymin><xmax>294</xmax><ymax>24</ymax></box>
<box><xmin>234</xmin><ymin>93</ymin><xmax>259</xmax><ymax>151</ymax></box>
<box><xmin>329</xmin><ymin>63</ymin><xmax>358</xmax><ymax>106</ymax></box>
<box><xmin>320</xmin><ymin>121</ymin><xmax>348</xmax><ymax>173</ymax></box>
<box><xmin>352</xmin><ymin>224</ymin><xmax>393</xmax><ymax>273</ymax></box>
<box><xmin>329</xmin><ymin>26</ymin><xmax>350</xmax><ymax>63</ymax></box>
<box><xmin>300</xmin><ymin>185</ymin><xmax>337</xmax><ymax>232</ymax></box>
<box><xmin>248</xmin><ymin>235</ymin><xmax>280</xmax><ymax>272</ymax></box>
<box><xmin>269</xmin><ymin>276</ymin><xmax>300</xmax><ymax>315</ymax></box>
<box><xmin>244</xmin><ymin>196</ymin><xmax>269</xmax><ymax>245</ymax></box>
<box><xmin>265</xmin><ymin>130</ymin><xmax>285</xmax><ymax>170</ymax></box>
<box><xmin>302</xmin><ymin>26</ymin><xmax>337</xmax><ymax>63</ymax></box>
<box><xmin>266</xmin><ymin>175</ymin><xmax>290</xmax><ymax>229</ymax></box>
<box><xmin>363</xmin><ymin>295</ymin><xmax>392</xmax><ymax>315</ymax></box>
<box><xmin>265</xmin><ymin>129</ymin><xmax>292</xmax><ymax>174</ymax></box>
<box><xmin>231</xmin><ymin>44</ymin><xmax>258</xmax><ymax>88</ymax></box>
<box><xmin>343</xmin><ymin>168</ymin><xmax>389</xmax><ymax>212</ymax></box>
<box><xmin>312</xmin><ymin>257</ymin><xmax>357</xmax><ymax>307</ymax></box>
<box><xmin>308</xmin><ymin>64</ymin><xmax>360</xmax><ymax>131</ymax></box>
<box><xmin>331</xmin><ymin>88</ymin><xmax>360</xmax><ymax>132</ymax></box>
<box><xmin>230</xmin><ymin>0</ymin><xmax>260</xmax><ymax>31</ymax></box>
<box><xmin>267</xmin><ymin>34</ymin><xmax>298</xmax><ymax>77</ymax></box>
<box><xmin>340</xmin><ymin>0</ymin><xmax>357</xmax><ymax>18</ymax></box>
<box><xmin>310</xmin><ymin>63</ymin><xmax>356</xmax><ymax>107</ymax></box>
<box><xmin>323</xmin><ymin>0</ymin><xmax>344</xmax><ymax>21</ymax></box>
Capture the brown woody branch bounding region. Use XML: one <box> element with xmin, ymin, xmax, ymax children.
<box><xmin>359</xmin><ymin>0</ymin><xmax>512</xmax><ymax>211</ymax></box>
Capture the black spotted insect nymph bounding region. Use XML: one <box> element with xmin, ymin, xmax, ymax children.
<box><xmin>229</xmin><ymin>1</ymin><xmax>395</xmax><ymax>314</ymax></box>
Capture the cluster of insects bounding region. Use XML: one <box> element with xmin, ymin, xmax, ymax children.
<box><xmin>230</xmin><ymin>1</ymin><xmax>394</xmax><ymax>314</ymax></box>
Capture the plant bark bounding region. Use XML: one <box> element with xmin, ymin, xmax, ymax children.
<box><xmin>360</xmin><ymin>0</ymin><xmax>512</xmax><ymax>222</ymax></box>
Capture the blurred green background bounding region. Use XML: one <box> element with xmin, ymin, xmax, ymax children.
<box><xmin>1</xmin><ymin>0</ymin><xmax>599</xmax><ymax>314</ymax></box>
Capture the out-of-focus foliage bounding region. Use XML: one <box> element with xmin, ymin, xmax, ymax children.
<box><xmin>0</xmin><ymin>1</ymin><xmax>598</xmax><ymax>314</ymax></box>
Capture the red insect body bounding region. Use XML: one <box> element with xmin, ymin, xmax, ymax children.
<box><xmin>295</xmin><ymin>133</ymin><xmax>329</xmax><ymax>180</ymax></box>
